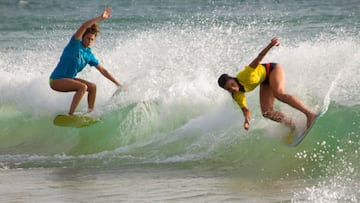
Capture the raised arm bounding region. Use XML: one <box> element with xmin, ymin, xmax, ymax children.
<box><xmin>74</xmin><ymin>7</ymin><xmax>112</xmax><ymax>40</ymax></box>
<box><xmin>249</xmin><ymin>37</ymin><xmax>280</xmax><ymax>68</ymax></box>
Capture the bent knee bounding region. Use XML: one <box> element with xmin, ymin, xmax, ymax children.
<box><xmin>86</xmin><ymin>82</ymin><xmax>96</xmax><ymax>92</ymax></box>
<box><xmin>78</xmin><ymin>83</ymin><xmax>88</xmax><ymax>93</ymax></box>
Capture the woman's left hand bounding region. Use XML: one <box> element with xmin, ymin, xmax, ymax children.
<box><xmin>271</xmin><ymin>37</ymin><xmax>280</xmax><ymax>47</ymax></box>
<box><xmin>101</xmin><ymin>7</ymin><xmax>112</xmax><ymax>19</ymax></box>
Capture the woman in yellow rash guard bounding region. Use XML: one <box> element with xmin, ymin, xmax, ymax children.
<box><xmin>218</xmin><ymin>37</ymin><xmax>316</xmax><ymax>131</ymax></box>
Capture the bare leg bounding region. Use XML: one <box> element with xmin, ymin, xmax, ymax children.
<box><xmin>269</xmin><ymin>64</ymin><xmax>316</xmax><ymax>129</ymax></box>
<box><xmin>50</xmin><ymin>78</ymin><xmax>88</xmax><ymax>115</ymax></box>
<box><xmin>75</xmin><ymin>78</ymin><xmax>97</xmax><ymax>112</ymax></box>
<box><xmin>260</xmin><ymin>84</ymin><xmax>295</xmax><ymax>130</ymax></box>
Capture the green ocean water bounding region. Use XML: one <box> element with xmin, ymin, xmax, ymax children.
<box><xmin>0</xmin><ymin>0</ymin><xmax>359</xmax><ymax>202</ymax></box>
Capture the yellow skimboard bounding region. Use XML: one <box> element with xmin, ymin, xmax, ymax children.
<box><xmin>53</xmin><ymin>114</ymin><xmax>99</xmax><ymax>128</ymax></box>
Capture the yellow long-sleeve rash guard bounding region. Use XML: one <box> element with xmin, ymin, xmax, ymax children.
<box><xmin>232</xmin><ymin>64</ymin><xmax>267</xmax><ymax>108</ymax></box>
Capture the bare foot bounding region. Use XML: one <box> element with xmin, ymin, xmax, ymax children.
<box><xmin>306</xmin><ymin>112</ymin><xmax>317</xmax><ymax>129</ymax></box>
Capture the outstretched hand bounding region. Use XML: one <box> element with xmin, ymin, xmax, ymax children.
<box><xmin>244</xmin><ymin>120</ymin><xmax>250</xmax><ymax>131</ymax></box>
<box><xmin>271</xmin><ymin>37</ymin><xmax>280</xmax><ymax>47</ymax></box>
<box><xmin>101</xmin><ymin>7</ymin><xmax>112</xmax><ymax>19</ymax></box>
<box><xmin>119</xmin><ymin>84</ymin><xmax>128</xmax><ymax>91</ymax></box>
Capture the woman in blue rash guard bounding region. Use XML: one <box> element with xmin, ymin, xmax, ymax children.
<box><xmin>50</xmin><ymin>7</ymin><xmax>123</xmax><ymax>115</ymax></box>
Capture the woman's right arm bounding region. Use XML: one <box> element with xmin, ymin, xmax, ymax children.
<box><xmin>248</xmin><ymin>37</ymin><xmax>280</xmax><ymax>69</ymax></box>
<box><xmin>74</xmin><ymin>7</ymin><xmax>112</xmax><ymax>40</ymax></box>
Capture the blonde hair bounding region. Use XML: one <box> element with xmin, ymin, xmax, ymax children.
<box><xmin>83</xmin><ymin>24</ymin><xmax>100</xmax><ymax>37</ymax></box>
